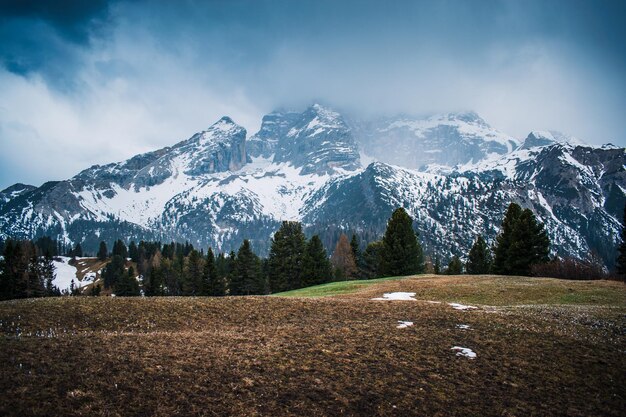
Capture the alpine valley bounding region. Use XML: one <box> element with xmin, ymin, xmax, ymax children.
<box><xmin>1</xmin><ymin>104</ymin><xmax>624</xmax><ymax>267</ymax></box>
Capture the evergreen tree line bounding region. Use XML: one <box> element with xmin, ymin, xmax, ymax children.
<box><xmin>434</xmin><ymin>202</ymin><xmax>552</xmax><ymax>277</ymax></box>
<box><xmin>0</xmin><ymin>240</ymin><xmax>61</xmax><ymax>300</ymax></box>
<box><xmin>5</xmin><ymin>200</ymin><xmax>626</xmax><ymax>300</ymax></box>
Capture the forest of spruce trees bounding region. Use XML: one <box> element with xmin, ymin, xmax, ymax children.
<box><xmin>1</xmin><ymin>203</ymin><xmax>624</xmax><ymax>301</ymax></box>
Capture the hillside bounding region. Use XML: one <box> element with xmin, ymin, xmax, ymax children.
<box><xmin>1</xmin><ymin>275</ymin><xmax>624</xmax><ymax>416</ymax></box>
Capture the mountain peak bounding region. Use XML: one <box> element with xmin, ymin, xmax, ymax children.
<box><xmin>520</xmin><ymin>130</ymin><xmax>586</xmax><ymax>150</ymax></box>
<box><xmin>447</xmin><ymin>110</ymin><xmax>486</xmax><ymax>125</ymax></box>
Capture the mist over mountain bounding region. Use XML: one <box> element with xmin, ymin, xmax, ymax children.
<box><xmin>1</xmin><ymin>103</ymin><xmax>623</xmax><ymax>268</ymax></box>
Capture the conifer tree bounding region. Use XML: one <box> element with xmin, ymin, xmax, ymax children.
<box><xmin>112</xmin><ymin>240</ymin><xmax>128</xmax><ymax>259</ymax></box>
<box><xmin>268</xmin><ymin>221</ymin><xmax>307</xmax><ymax>292</ymax></box>
<box><xmin>144</xmin><ymin>250</ymin><xmax>164</xmax><ymax>296</ymax></box>
<box><xmin>230</xmin><ymin>240</ymin><xmax>263</xmax><ymax>295</ymax></box>
<box><xmin>102</xmin><ymin>255</ymin><xmax>125</xmax><ymax>289</ymax></box>
<box><xmin>128</xmin><ymin>241</ymin><xmax>139</xmax><ymax>263</ymax></box>
<box><xmin>331</xmin><ymin>234</ymin><xmax>358</xmax><ymax>280</ymax></box>
<box><xmin>97</xmin><ymin>241</ymin><xmax>108</xmax><ymax>261</ymax></box>
<box><xmin>466</xmin><ymin>236</ymin><xmax>492</xmax><ymax>274</ymax></box>
<box><xmin>302</xmin><ymin>235</ymin><xmax>333</xmax><ymax>287</ymax></box>
<box><xmin>493</xmin><ymin>203</ymin><xmax>550</xmax><ymax>276</ymax></box>
<box><xmin>41</xmin><ymin>251</ymin><xmax>58</xmax><ymax>296</ymax></box>
<box><xmin>433</xmin><ymin>255</ymin><xmax>441</xmax><ymax>275</ymax></box>
<box><xmin>350</xmin><ymin>234</ymin><xmax>363</xmax><ymax>272</ymax></box>
<box><xmin>616</xmin><ymin>203</ymin><xmax>626</xmax><ymax>279</ymax></box>
<box><xmin>203</xmin><ymin>248</ymin><xmax>225</xmax><ymax>296</ymax></box>
<box><xmin>492</xmin><ymin>203</ymin><xmax>523</xmax><ymax>274</ymax></box>
<box><xmin>116</xmin><ymin>266</ymin><xmax>140</xmax><ymax>296</ymax></box>
<box><xmin>362</xmin><ymin>241</ymin><xmax>383</xmax><ymax>278</ymax></box>
<box><xmin>446</xmin><ymin>255</ymin><xmax>463</xmax><ymax>275</ymax></box>
<box><xmin>182</xmin><ymin>250</ymin><xmax>203</xmax><ymax>295</ymax></box>
<box><xmin>72</xmin><ymin>243</ymin><xmax>83</xmax><ymax>258</ymax></box>
<box><xmin>507</xmin><ymin>209</ymin><xmax>550</xmax><ymax>276</ymax></box>
<box><xmin>380</xmin><ymin>208</ymin><xmax>424</xmax><ymax>276</ymax></box>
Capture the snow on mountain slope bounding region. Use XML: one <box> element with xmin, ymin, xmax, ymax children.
<box><xmin>350</xmin><ymin>111</ymin><xmax>519</xmax><ymax>170</ymax></box>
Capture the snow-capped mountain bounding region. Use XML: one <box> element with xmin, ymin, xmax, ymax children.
<box><xmin>350</xmin><ymin>111</ymin><xmax>519</xmax><ymax>170</ymax></box>
<box><xmin>0</xmin><ymin>104</ymin><xmax>624</xmax><ymax>267</ymax></box>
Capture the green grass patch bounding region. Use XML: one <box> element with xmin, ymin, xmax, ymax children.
<box><xmin>272</xmin><ymin>275</ymin><xmax>412</xmax><ymax>297</ymax></box>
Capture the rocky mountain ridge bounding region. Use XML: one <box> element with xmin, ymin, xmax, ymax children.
<box><xmin>1</xmin><ymin>104</ymin><xmax>624</xmax><ymax>267</ymax></box>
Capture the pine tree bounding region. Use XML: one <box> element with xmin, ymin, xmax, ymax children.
<box><xmin>230</xmin><ymin>240</ymin><xmax>264</xmax><ymax>295</ymax></box>
<box><xmin>102</xmin><ymin>255</ymin><xmax>126</xmax><ymax>289</ymax></box>
<box><xmin>97</xmin><ymin>241</ymin><xmax>108</xmax><ymax>261</ymax></box>
<box><xmin>380</xmin><ymin>208</ymin><xmax>424</xmax><ymax>276</ymax></box>
<box><xmin>433</xmin><ymin>255</ymin><xmax>441</xmax><ymax>275</ymax></box>
<box><xmin>182</xmin><ymin>250</ymin><xmax>203</xmax><ymax>295</ymax></box>
<box><xmin>492</xmin><ymin>203</ymin><xmax>523</xmax><ymax>274</ymax></box>
<box><xmin>446</xmin><ymin>255</ymin><xmax>463</xmax><ymax>275</ymax></box>
<box><xmin>493</xmin><ymin>203</ymin><xmax>550</xmax><ymax>276</ymax></box>
<box><xmin>268</xmin><ymin>221</ymin><xmax>307</xmax><ymax>292</ymax></box>
<box><xmin>41</xmin><ymin>251</ymin><xmax>58</xmax><ymax>296</ymax></box>
<box><xmin>145</xmin><ymin>250</ymin><xmax>164</xmax><ymax>296</ymax></box>
<box><xmin>203</xmin><ymin>248</ymin><xmax>225</xmax><ymax>296</ymax></box>
<box><xmin>112</xmin><ymin>240</ymin><xmax>128</xmax><ymax>259</ymax></box>
<box><xmin>362</xmin><ymin>241</ymin><xmax>383</xmax><ymax>278</ymax></box>
<box><xmin>116</xmin><ymin>266</ymin><xmax>140</xmax><ymax>296</ymax></box>
<box><xmin>466</xmin><ymin>236</ymin><xmax>492</xmax><ymax>274</ymax></box>
<box><xmin>507</xmin><ymin>209</ymin><xmax>550</xmax><ymax>276</ymax></box>
<box><xmin>72</xmin><ymin>243</ymin><xmax>83</xmax><ymax>258</ymax></box>
<box><xmin>616</xmin><ymin>203</ymin><xmax>626</xmax><ymax>279</ymax></box>
<box><xmin>302</xmin><ymin>235</ymin><xmax>333</xmax><ymax>287</ymax></box>
<box><xmin>128</xmin><ymin>241</ymin><xmax>139</xmax><ymax>262</ymax></box>
<box><xmin>331</xmin><ymin>234</ymin><xmax>358</xmax><ymax>280</ymax></box>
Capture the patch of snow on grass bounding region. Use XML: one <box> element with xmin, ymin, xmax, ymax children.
<box><xmin>451</xmin><ymin>346</ymin><xmax>476</xmax><ymax>359</ymax></box>
<box><xmin>448</xmin><ymin>303</ymin><xmax>478</xmax><ymax>310</ymax></box>
<box><xmin>397</xmin><ymin>321</ymin><xmax>414</xmax><ymax>329</ymax></box>
<box><xmin>372</xmin><ymin>292</ymin><xmax>417</xmax><ymax>301</ymax></box>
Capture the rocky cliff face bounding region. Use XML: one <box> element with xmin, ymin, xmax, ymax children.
<box><xmin>249</xmin><ymin>104</ymin><xmax>360</xmax><ymax>174</ymax></box>
<box><xmin>0</xmin><ymin>105</ymin><xmax>624</xmax><ymax>268</ymax></box>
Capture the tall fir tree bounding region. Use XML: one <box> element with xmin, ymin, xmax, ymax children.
<box><xmin>102</xmin><ymin>255</ymin><xmax>126</xmax><ymax>289</ymax></box>
<box><xmin>112</xmin><ymin>240</ymin><xmax>128</xmax><ymax>259</ymax></box>
<box><xmin>446</xmin><ymin>255</ymin><xmax>463</xmax><ymax>275</ymax></box>
<box><xmin>507</xmin><ymin>209</ymin><xmax>550</xmax><ymax>276</ymax></box>
<box><xmin>230</xmin><ymin>240</ymin><xmax>264</xmax><ymax>295</ymax></box>
<box><xmin>182</xmin><ymin>250</ymin><xmax>203</xmax><ymax>295</ymax></box>
<box><xmin>268</xmin><ymin>221</ymin><xmax>307</xmax><ymax>292</ymax></box>
<box><xmin>493</xmin><ymin>203</ymin><xmax>550</xmax><ymax>276</ymax></box>
<box><xmin>203</xmin><ymin>247</ymin><xmax>225</xmax><ymax>296</ymax></box>
<box><xmin>302</xmin><ymin>235</ymin><xmax>333</xmax><ymax>287</ymax></box>
<box><xmin>616</xmin><ymin>203</ymin><xmax>626</xmax><ymax>279</ymax></box>
<box><xmin>116</xmin><ymin>266</ymin><xmax>140</xmax><ymax>296</ymax></box>
<box><xmin>492</xmin><ymin>203</ymin><xmax>523</xmax><ymax>274</ymax></box>
<box><xmin>71</xmin><ymin>243</ymin><xmax>83</xmax><ymax>258</ymax></box>
<box><xmin>128</xmin><ymin>241</ymin><xmax>139</xmax><ymax>262</ymax></box>
<box><xmin>466</xmin><ymin>236</ymin><xmax>492</xmax><ymax>274</ymax></box>
<box><xmin>97</xmin><ymin>241</ymin><xmax>108</xmax><ymax>261</ymax></box>
<box><xmin>362</xmin><ymin>241</ymin><xmax>383</xmax><ymax>278</ymax></box>
<box><xmin>380</xmin><ymin>208</ymin><xmax>424</xmax><ymax>276</ymax></box>
<box><xmin>41</xmin><ymin>251</ymin><xmax>59</xmax><ymax>296</ymax></box>
<box><xmin>331</xmin><ymin>234</ymin><xmax>358</xmax><ymax>280</ymax></box>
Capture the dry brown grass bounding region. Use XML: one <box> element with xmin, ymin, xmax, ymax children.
<box><xmin>0</xmin><ymin>276</ymin><xmax>624</xmax><ymax>416</ymax></box>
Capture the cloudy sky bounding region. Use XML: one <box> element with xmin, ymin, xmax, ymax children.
<box><xmin>0</xmin><ymin>0</ymin><xmax>624</xmax><ymax>189</ymax></box>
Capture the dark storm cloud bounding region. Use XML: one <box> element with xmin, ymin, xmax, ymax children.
<box><xmin>0</xmin><ymin>0</ymin><xmax>110</xmax><ymax>43</ymax></box>
<box><xmin>0</xmin><ymin>0</ymin><xmax>624</xmax><ymax>189</ymax></box>
<box><xmin>0</xmin><ymin>0</ymin><xmax>111</xmax><ymax>87</ymax></box>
